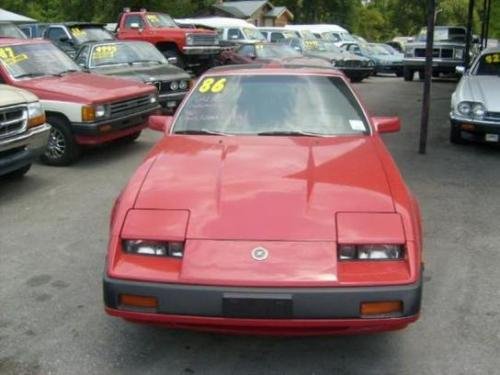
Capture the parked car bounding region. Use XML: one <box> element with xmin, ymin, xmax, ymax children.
<box><xmin>257</xmin><ymin>27</ymin><xmax>299</xmax><ymax>43</ymax></box>
<box><xmin>343</xmin><ymin>43</ymin><xmax>403</xmax><ymax>76</ymax></box>
<box><xmin>290</xmin><ymin>24</ymin><xmax>357</xmax><ymax>46</ymax></box>
<box><xmin>449</xmin><ymin>48</ymin><xmax>500</xmax><ymax>144</ymax></box>
<box><xmin>218</xmin><ymin>41</ymin><xmax>331</xmax><ymax>68</ymax></box>
<box><xmin>403</xmin><ymin>26</ymin><xmax>473</xmax><ymax>81</ymax></box>
<box><xmin>280</xmin><ymin>38</ymin><xmax>374</xmax><ymax>82</ymax></box>
<box><xmin>103</xmin><ymin>63</ymin><xmax>423</xmax><ymax>335</ymax></box>
<box><xmin>74</xmin><ymin>40</ymin><xmax>191</xmax><ymax>112</ymax></box>
<box><xmin>0</xmin><ymin>84</ymin><xmax>50</xmax><ymax>177</ymax></box>
<box><xmin>115</xmin><ymin>10</ymin><xmax>220</xmax><ymax>73</ymax></box>
<box><xmin>0</xmin><ymin>22</ymin><xmax>27</xmax><ymax>39</ymax></box>
<box><xmin>18</xmin><ymin>23</ymin><xmax>48</xmax><ymax>38</ymax></box>
<box><xmin>0</xmin><ymin>39</ymin><xmax>160</xmax><ymax>165</ymax></box>
<box><xmin>43</xmin><ymin>22</ymin><xmax>114</xmax><ymax>59</ymax></box>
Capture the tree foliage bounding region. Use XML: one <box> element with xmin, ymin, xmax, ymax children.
<box><xmin>2</xmin><ymin>0</ymin><xmax>499</xmax><ymax>41</ymax></box>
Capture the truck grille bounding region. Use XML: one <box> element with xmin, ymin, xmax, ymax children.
<box><xmin>190</xmin><ymin>34</ymin><xmax>218</xmax><ymax>46</ymax></box>
<box><xmin>485</xmin><ymin>112</ymin><xmax>500</xmax><ymax>122</ymax></box>
<box><xmin>414</xmin><ymin>48</ymin><xmax>455</xmax><ymax>59</ymax></box>
<box><xmin>109</xmin><ymin>96</ymin><xmax>153</xmax><ymax>117</ymax></box>
<box><xmin>342</xmin><ymin>60</ymin><xmax>363</xmax><ymax>68</ymax></box>
<box><xmin>0</xmin><ymin>105</ymin><xmax>27</xmax><ymax>140</ymax></box>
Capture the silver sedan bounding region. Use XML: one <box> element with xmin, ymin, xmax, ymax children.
<box><xmin>450</xmin><ymin>47</ymin><xmax>500</xmax><ymax>144</ymax></box>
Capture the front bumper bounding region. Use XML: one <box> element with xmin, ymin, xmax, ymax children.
<box><xmin>71</xmin><ymin>106</ymin><xmax>160</xmax><ymax>145</ymax></box>
<box><xmin>158</xmin><ymin>91</ymin><xmax>188</xmax><ymax>112</ymax></box>
<box><xmin>450</xmin><ymin>115</ymin><xmax>500</xmax><ymax>142</ymax></box>
<box><xmin>340</xmin><ymin>67</ymin><xmax>374</xmax><ymax>78</ymax></box>
<box><xmin>103</xmin><ymin>275</ymin><xmax>422</xmax><ymax>335</ymax></box>
<box><xmin>0</xmin><ymin>123</ymin><xmax>51</xmax><ymax>175</ymax></box>
<box><xmin>375</xmin><ymin>64</ymin><xmax>403</xmax><ymax>73</ymax></box>
<box><xmin>182</xmin><ymin>46</ymin><xmax>221</xmax><ymax>56</ymax></box>
<box><xmin>404</xmin><ymin>58</ymin><xmax>462</xmax><ymax>71</ymax></box>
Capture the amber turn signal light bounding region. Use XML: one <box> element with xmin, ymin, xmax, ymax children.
<box><xmin>120</xmin><ymin>294</ymin><xmax>158</xmax><ymax>309</ymax></box>
<box><xmin>28</xmin><ymin>114</ymin><xmax>46</xmax><ymax>128</ymax></box>
<box><xmin>360</xmin><ymin>301</ymin><xmax>403</xmax><ymax>317</ymax></box>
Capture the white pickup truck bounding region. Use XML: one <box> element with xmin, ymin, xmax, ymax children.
<box><xmin>0</xmin><ymin>85</ymin><xmax>50</xmax><ymax>177</ymax></box>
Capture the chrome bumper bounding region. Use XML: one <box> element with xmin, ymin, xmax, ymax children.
<box><xmin>182</xmin><ymin>46</ymin><xmax>221</xmax><ymax>55</ymax></box>
<box><xmin>0</xmin><ymin>123</ymin><xmax>50</xmax><ymax>153</ymax></box>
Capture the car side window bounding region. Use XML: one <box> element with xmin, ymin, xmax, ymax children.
<box><xmin>123</xmin><ymin>15</ymin><xmax>144</xmax><ymax>29</ymax></box>
<box><xmin>238</xmin><ymin>45</ymin><xmax>256</xmax><ymax>57</ymax></box>
<box><xmin>47</xmin><ymin>27</ymin><xmax>68</xmax><ymax>42</ymax></box>
<box><xmin>270</xmin><ymin>32</ymin><xmax>284</xmax><ymax>43</ymax></box>
<box><xmin>20</xmin><ymin>26</ymin><xmax>32</xmax><ymax>38</ymax></box>
<box><xmin>75</xmin><ymin>45</ymin><xmax>90</xmax><ymax>67</ymax></box>
<box><xmin>228</xmin><ymin>28</ymin><xmax>244</xmax><ymax>40</ymax></box>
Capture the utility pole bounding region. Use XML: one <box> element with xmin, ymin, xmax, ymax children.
<box><xmin>418</xmin><ymin>0</ymin><xmax>436</xmax><ymax>155</ymax></box>
<box><xmin>464</xmin><ymin>0</ymin><xmax>475</xmax><ymax>67</ymax></box>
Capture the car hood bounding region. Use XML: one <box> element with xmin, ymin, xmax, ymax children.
<box><xmin>0</xmin><ymin>84</ymin><xmax>38</xmax><ymax>106</ymax></box>
<box><xmin>459</xmin><ymin>75</ymin><xmax>500</xmax><ymax>112</ymax></box>
<box><xmin>15</xmin><ymin>72</ymin><xmax>155</xmax><ymax>104</ymax></box>
<box><xmin>90</xmin><ymin>63</ymin><xmax>190</xmax><ymax>83</ymax></box>
<box><xmin>135</xmin><ymin>136</ymin><xmax>395</xmax><ymax>241</ymax></box>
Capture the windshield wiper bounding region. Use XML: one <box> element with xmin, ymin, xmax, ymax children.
<box><xmin>257</xmin><ymin>130</ymin><xmax>329</xmax><ymax>137</ymax></box>
<box><xmin>55</xmin><ymin>69</ymin><xmax>79</xmax><ymax>75</ymax></box>
<box><xmin>14</xmin><ymin>72</ymin><xmax>45</xmax><ymax>79</ymax></box>
<box><xmin>131</xmin><ymin>59</ymin><xmax>162</xmax><ymax>65</ymax></box>
<box><xmin>174</xmin><ymin>129</ymin><xmax>231</xmax><ymax>136</ymax></box>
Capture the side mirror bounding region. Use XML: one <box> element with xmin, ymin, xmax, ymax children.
<box><xmin>455</xmin><ymin>66</ymin><xmax>466</xmax><ymax>75</ymax></box>
<box><xmin>372</xmin><ymin>116</ymin><xmax>401</xmax><ymax>133</ymax></box>
<box><xmin>148</xmin><ymin>115</ymin><xmax>174</xmax><ymax>133</ymax></box>
<box><xmin>167</xmin><ymin>57</ymin><xmax>178</xmax><ymax>65</ymax></box>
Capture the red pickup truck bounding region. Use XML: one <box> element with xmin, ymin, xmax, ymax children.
<box><xmin>115</xmin><ymin>10</ymin><xmax>220</xmax><ymax>73</ymax></box>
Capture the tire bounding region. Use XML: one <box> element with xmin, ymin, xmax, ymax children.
<box><xmin>418</xmin><ymin>70</ymin><xmax>425</xmax><ymax>80</ymax></box>
<box><xmin>350</xmin><ymin>76</ymin><xmax>364</xmax><ymax>83</ymax></box>
<box><xmin>450</xmin><ymin>125</ymin><xmax>468</xmax><ymax>145</ymax></box>
<box><xmin>432</xmin><ymin>71</ymin><xmax>440</xmax><ymax>78</ymax></box>
<box><xmin>161</xmin><ymin>48</ymin><xmax>184</xmax><ymax>69</ymax></box>
<box><xmin>41</xmin><ymin>116</ymin><xmax>80</xmax><ymax>166</ymax></box>
<box><xmin>403</xmin><ymin>67</ymin><xmax>414</xmax><ymax>81</ymax></box>
<box><xmin>117</xmin><ymin>131</ymin><xmax>141</xmax><ymax>144</ymax></box>
<box><xmin>396</xmin><ymin>69</ymin><xmax>404</xmax><ymax>77</ymax></box>
<box><xmin>5</xmin><ymin>164</ymin><xmax>31</xmax><ymax>178</ymax></box>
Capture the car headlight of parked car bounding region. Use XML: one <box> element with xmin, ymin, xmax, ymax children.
<box><xmin>454</xmin><ymin>48</ymin><xmax>464</xmax><ymax>60</ymax></box>
<box><xmin>149</xmin><ymin>94</ymin><xmax>158</xmax><ymax>104</ymax></box>
<box><xmin>186</xmin><ymin>34</ymin><xmax>194</xmax><ymax>46</ymax></box>
<box><xmin>123</xmin><ymin>239</ymin><xmax>184</xmax><ymax>258</ymax></box>
<box><xmin>456</xmin><ymin>101</ymin><xmax>486</xmax><ymax>119</ymax></box>
<box><xmin>404</xmin><ymin>47</ymin><xmax>414</xmax><ymax>57</ymax></box>
<box><xmin>179</xmin><ymin>80</ymin><xmax>188</xmax><ymax>90</ymax></box>
<box><xmin>27</xmin><ymin>102</ymin><xmax>46</xmax><ymax>128</ymax></box>
<box><xmin>338</xmin><ymin>244</ymin><xmax>404</xmax><ymax>260</ymax></box>
<box><xmin>82</xmin><ymin>104</ymin><xmax>109</xmax><ymax>122</ymax></box>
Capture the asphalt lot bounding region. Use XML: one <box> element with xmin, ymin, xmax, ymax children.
<box><xmin>1</xmin><ymin>76</ymin><xmax>499</xmax><ymax>375</ymax></box>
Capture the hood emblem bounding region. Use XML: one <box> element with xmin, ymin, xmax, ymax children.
<box><xmin>251</xmin><ymin>247</ymin><xmax>269</xmax><ymax>261</ymax></box>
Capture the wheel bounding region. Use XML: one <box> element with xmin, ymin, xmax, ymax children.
<box><xmin>350</xmin><ymin>76</ymin><xmax>364</xmax><ymax>83</ymax></box>
<box><xmin>432</xmin><ymin>71</ymin><xmax>440</xmax><ymax>78</ymax></box>
<box><xmin>5</xmin><ymin>164</ymin><xmax>31</xmax><ymax>178</ymax></box>
<box><xmin>418</xmin><ymin>70</ymin><xmax>425</xmax><ymax>80</ymax></box>
<box><xmin>41</xmin><ymin>116</ymin><xmax>80</xmax><ymax>166</ymax></box>
<box><xmin>403</xmin><ymin>67</ymin><xmax>414</xmax><ymax>81</ymax></box>
<box><xmin>117</xmin><ymin>131</ymin><xmax>141</xmax><ymax>144</ymax></box>
<box><xmin>396</xmin><ymin>69</ymin><xmax>404</xmax><ymax>77</ymax></box>
<box><xmin>161</xmin><ymin>48</ymin><xmax>184</xmax><ymax>69</ymax></box>
<box><xmin>449</xmin><ymin>125</ymin><xmax>468</xmax><ymax>145</ymax></box>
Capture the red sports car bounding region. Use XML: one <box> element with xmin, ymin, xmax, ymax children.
<box><xmin>104</xmin><ymin>64</ymin><xmax>423</xmax><ymax>336</ymax></box>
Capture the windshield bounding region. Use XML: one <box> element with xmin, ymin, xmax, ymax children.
<box><xmin>0</xmin><ymin>43</ymin><xmax>80</xmax><ymax>79</ymax></box>
<box><xmin>380</xmin><ymin>44</ymin><xmax>399</xmax><ymax>55</ymax></box>
<box><xmin>474</xmin><ymin>52</ymin><xmax>500</xmax><ymax>76</ymax></box>
<box><xmin>255</xmin><ymin>44</ymin><xmax>301</xmax><ymax>58</ymax></box>
<box><xmin>174</xmin><ymin>75</ymin><xmax>368</xmax><ymax>136</ymax></box>
<box><xmin>303</xmin><ymin>39</ymin><xmax>327</xmax><ymax>52</ymax></box>
<box><xmin>90</xmin><ymin>41</ymin><xmax>166</xmax><ymax>67</ymax></box>
<box><xmin>341</xmin><ymin>33</ymin><xmax>356</xmax><ymax>42</ymax></box>
<box><xmin>369</xmin><ymin>44</ymin><xmax>390</xmax><ymax>55</ymax></box>
<box><xmin>0</xmin><ymin>23</ymin><xmax>27</xmax><ymax>39</ymax></box>
<box><xmin>417</xmin><ymin>27</ymin><xmax>466</xmax><ymax>43</ymax></box>
<box><xmin>243</xmin><ymin>28</ymin><xmax>266</xmax><ymax>41</ymax></box>
<box><xmin>145</xmin><ymin>13</ymin><xmax>177</xmax><ymax>28</ymax></box>
<box><xmin>69</xmin><ymin>26</ymin><xmax>114</xmax><ymax>44</ymax></box>
<box><xmin>322</xmin><ymin>42</ymin><xmax>343</xmax><ymax>53</ymax></box>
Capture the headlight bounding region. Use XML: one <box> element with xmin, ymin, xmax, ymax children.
<box><xmin>27</xmin><ymin>102</ymin><xmax>46</xmax><ymax>128</ymax></box>
<box><xmin>339</xmin><ymin>244</ymin><xmax>404</xmax><ymax>261</ymax></box>
<box><xmin>186</xmin><ymin>35</ymin><xmax>194</xmax><ymax>46</ymax></box>
<box><xmin>170</xmin><ymin>81</ymin><xmax>179</xmax><ymax>91</ymax></box>
<box><xmin>214</xmin><ymin>35</ymin><xmax>220</xmax><ymax>45</ymax></box>
<box><xmin>123</xmin><ymin>240</ymin><xmax>184</xmax><ymax>258</ymax></box>
<box><xmin>454</xmin><ymin>48</ymin><xmax>464</xmax><ymax>60</ymax></box>
<box><xmin>149</xmin><ymin>94</ymin><xmax>158</xmax><ymax>104</ymax></box>
<box><xmin>405</xmin><ymin>47</ymin><xmax>414</xmax><ymax>57</ymax></box>
<box><xmin>95</xmin><ymin>105</ymin><xmax>106</xmax><ymax>118</ymax></box>
<box><xmin>456</xmin><ymin>101</ymin><xmax>486</xmax><ymax>119</ymax></box>
<box><xmin>331</xmin><ymin>59</ymin><xmax>337</xmax><ymax>67</ymax></box>
<box><xmin>179</xmin><ymin>80</ymin><xmax>188</xmax><ymax>90</ymax></box>
<box><xmin>82</xmin><ymin>104</ymin><xmax>108</xmax><ymax>122</ymax></box>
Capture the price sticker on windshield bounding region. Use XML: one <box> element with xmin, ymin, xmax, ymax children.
<box><xmin>0</xmin><ymin>47</ymin><xmax>28</xmax><ymax>66</ymax></box>
<box><xmin>198</xmin><ymin>78</ymin><xmax>227</xmax><ymax>94</ymax></box>
<box><xmin>93</xmin><ymin>45</ymin><xmax>118</xmax><ymax>59</ymax></box>
<box><xmin>70</xmin><ymin>27</ymin><xmax>87</xmax><ymax>37</ymax></box>
<box><xmin>304</xmin><ymin>40</ymin><xmax>319</xmax><ymax>49</ymax></box>
<box><xmin>484</xmin><ymin>53</ymin><xmax>500</xmax><ymax>64</ymax></box>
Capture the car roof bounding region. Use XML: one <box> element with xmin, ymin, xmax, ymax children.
<box><xmin>205</xmin><ymin>63</ymin><xmax>344</xmax><ymax>77</ymax></box>
<box><xmin>48</xmin><ymin>22</ymin><xmax>105</xmax><ymax>28</ymax></box>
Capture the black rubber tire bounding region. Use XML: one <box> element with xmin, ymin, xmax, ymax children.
<box><xmin>117</xmin><ymin>131</ymin><xmax>142</xmax><ymax>144</ymax></box>
<box><xmin>432</xmin><ymin>71</ymin><xmax>440</xmax><ymax>78</ymax></box>
<box><xmin>350</xmin><ymin>76</ymin><xmax>364</xmax><ymax>83</ymax></box>
<box><xmin>396</xmin><ymin>70</ymin><xmax>404</xmax><ymax>77</ymax></box>
<box><xmin>5</xmin><ymin>164</ymin><xmax>31</xmax><ymax>178</ymax></box>
<box><xmin>450</xmin><ymin>126</ymin><xmax>468</xmax><ymax>145</ymax></box>
<box><xmin>41</xmin><ymin>116</ymin><xmax>81</xmax><ymax>166</ymax></box>
<box><xmin>403</xmin><ymin>67</ymin><xmax>414</xmax><ymax>81</ymax></box>
<box><xmin>162</xmin><ymin>48</ymin><xmax>185</xmax><ymax>69</ymax></box>
<box><xmin>418</xmin><ymin>70</ymin><xmax>425</xmax><ymax>80</ymax></box>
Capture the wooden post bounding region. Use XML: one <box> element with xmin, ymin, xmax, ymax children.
<box><xmin>465</xmin><ymin>0</ymin><xmax>475</xmax><ymax>67</ymax></box>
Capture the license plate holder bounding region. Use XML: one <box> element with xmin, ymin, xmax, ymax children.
<box><xmin>485</xmin><ymin>134</ymin><xmax>499</xmax><ymax>142</ymax></box>
<box><xmin>222</xmin><ymin>293</ymin><xmax>293</xmax><ymax>318</ymax></box>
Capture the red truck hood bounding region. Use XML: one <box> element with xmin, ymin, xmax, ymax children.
<box><xmin>15</xmin><ymin>72</ymin><xmax>155</xmax><ymax>104</ymax></box>
<box><xmin>135</xmin><ymin>136</ymin><xmax>395</xmax><ymax>241</ymax></box>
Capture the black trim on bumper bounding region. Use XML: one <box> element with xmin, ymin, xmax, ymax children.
<box><xmin>451</xmin><ymin>118</ymin><xmax>500</xmax><ymax>142</ymax></box>
<box><xmin>0</xmin><ymin>148</ymin><xmax>33</xmax><ymax>176</ymax></box>
<box><xmin>71</xmin><ymin>106</ymin><xmax>160</xmax><ymax>136</ymax></box>
<box><xmin>103</xmin><ymin>275</ymin><xmax>422</xmax><ymax>319</ymax></box>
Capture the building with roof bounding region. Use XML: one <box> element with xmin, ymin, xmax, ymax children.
<box><xmin>209</xmin><ymin>1</ymin><xmax>294</xmax><ymax>27</ymax></box>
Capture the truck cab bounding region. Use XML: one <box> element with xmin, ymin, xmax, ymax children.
<box><xmin>116</xmin><ymin>10</ymin><xmax>220</xmax><ymax>73</ymax></box>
